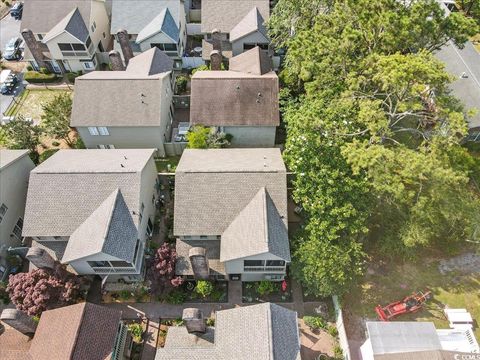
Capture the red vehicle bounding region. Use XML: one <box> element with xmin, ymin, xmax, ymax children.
<box><xmin>375</xmin><ymin>290</ymin><xmax>433</xmax><ymax>321</ymax></box>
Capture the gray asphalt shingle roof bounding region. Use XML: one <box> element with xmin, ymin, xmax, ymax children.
<box><xmin>174</xmin><ymin>149</ymin><xmax>287</xmax><ymax>236</ymax></box>
<box><xmin>23</xmin><ymin>149</ymin><xmax>154</xmax><ymax>237</ymax></box>
<box><xmin>220</xmin><ymin>187</ymin><xmax>290</xmax><ymax>262</ymax></box>
<box><xmin>136</xmin><ymin>8</ymin><xmax>179</xmax><ymax>43</ymax></box>
<box><xmin>111</xmin><ymin>0</ymin><xmax>182</xmax><ymax>34</ymax></box>
<box><xmin>0</xmin><ymin>150</ymin><xmax>30</xmax><ymax>170</ymax></box>
<box><xmin>21</xmin><ymin>0</ymin><xmax>92</xmax><ymax>34</ymax></box>
<box><xmin>230</xmin><ymin>6</ymin><xmax>268</xmax><ymax>42</ymax></box>
<box><xmin>155</xmin><ymin>303</ymin><xmax>300</xmax><ymax>360</ymax></box>
<box><xmin>71</xmin><ymin>49</ymin><xmax>172</xmax><ymax>127</ymax></box>
<box><xmin>62</xmin><ymin>188</ymin><xmax>138</xmax><ymax>263</ymax></box>
<box><xmin>43</xmin><ymin>7</ymin><xmax>89</xmax><ymax>43</ymax></box>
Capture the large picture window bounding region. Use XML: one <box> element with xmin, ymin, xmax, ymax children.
<box><xmin>58</xmin><ymin>42</ymin><xmax>88</xmax><ymax>57</ymax></box>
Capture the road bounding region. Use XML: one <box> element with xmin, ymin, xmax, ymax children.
<box><xmin>1</xmin><ymin>13</ymin><xmax>23</xmax><ymax>117</ymax></box>
<box><xmin>0</xmin><ymin>13</ymin><xmax>21</xmax><ymax>51</ymax></box>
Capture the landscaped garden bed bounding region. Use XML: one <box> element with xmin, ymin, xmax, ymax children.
<box><xmin>242</xmin><ymin>279</ymin><xmax>293</xmax><ymax>303</ymax></box>
<box><xmin>159</xmin><ymin>280</ymin><xmax>228</xmax><ymax>304</ymax></box>
<box><xmin>102</xmin><ymin>283</ymin><xmax>151</xmax><ymax>303</ymax></box>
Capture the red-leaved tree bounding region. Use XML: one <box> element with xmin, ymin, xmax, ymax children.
<box><xmin>152</xmin><ymin>243</ymin><xmax>183</xmax><ymax>288</ymax></box>
<box><xmin>7</xmin><ymin>263</ymin><xmax>82</xmax><ymax>316</ymax></box>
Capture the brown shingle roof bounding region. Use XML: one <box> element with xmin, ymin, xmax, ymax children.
<box><xmin>28</xmin><ymin>303</ymin><xmax>121</xmax><ymax>360</ymax></box>
<box><xmin>190</xmin><ymin>70</ymin><xmax>279</xmax><ymax>127</ymax></box>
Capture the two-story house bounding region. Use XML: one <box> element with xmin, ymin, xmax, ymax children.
<box><xmin>174</xmin><ymin>149</ymin><xmax>291</xmax><ymax>282</ymax></box>
<box><xmin>0</xmin><ymin>150</ymin><xmax>35</xmax><ymax>281</ymax></box>
<box><xmin>21</xmin><ymin>0</ymin><xmax>111</xmax><ymax>73</ymax></box>
<box><xmin>0</xmin><ymin>302</ymin><xmax>132</xmax><ymax>360</ymax></box>
<box><xmin>190</xmin><ymin>47</ymin><xmax>279</xmax><ymax>147</ymax></box>
<box><xmin>71</xmin><ymin>48</ymin><xmax>175</xmax><ymax>156</ymax></box>
<box><xmin>201</xmin><ymin>0</ymin><xmax>270</xmax><ymax>61</ymax></box>
<box><xmin>111</xmin><ymin>0</ymin><xmax>187</xmax><ymax>70</ymax></box>
<box><xmin>22</xmin><ymin>149</ymin><xmax>158</xmax><ymax>283</ymax></box>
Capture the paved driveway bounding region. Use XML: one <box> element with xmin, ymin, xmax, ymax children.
<box><xmin>0</xmin><ymin>72</ymin><xmax>24</xmax><ymax>116</ymax></box>
<box><xmin>0</xmin><ymin>13</ymin><xmax>21</xmax><ymax>51</ymax></box>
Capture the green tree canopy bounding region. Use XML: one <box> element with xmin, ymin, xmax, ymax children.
<box><xmin>1</xmin><ymin>116</ymin><xmax>42</xmax><ymax>163</ymax></box>
<box><xmin>41</xmin><ymin>92</ymin><xmax>74</xmax><ymax>147</ymax></box>
<box><xmin>270</xmin><ymin>0</ymin><xmax>480</xmax><ymax>296</ymax></box>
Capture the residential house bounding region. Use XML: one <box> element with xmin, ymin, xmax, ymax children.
<box><xmin>360</xmin><ymin>321</ymin><xmax>480</xmax><ymax>360</ymax></box>
<box><xmin>155</xmin><ymin>303</ymin><xmax>301</xmax><ymax>360</ymax></box>
<box><xmin>201</xmin><ymin>0</ymin><xmax>271</xmax><ymax>61</ymax></box>
<box><xmin>0</xmin><ymin>302</ymin><xmax>132</xmax><ymax>360</ymax></box>
<box><xmin>174</xmin><ymin>149</ymin><xmax>290</xmax><ymax>282</ymax></box>
<box><xmin>190</xmin><ymin>47</ymin><xmax>279</xmax><ymax>147</ymax></box>
<box><xmin>110</xmin><ymin>0</ymin><xmax>187</xmax><ymax>69</ymax></box>
<box><xmin>20</xmin><ymin>0</ymin><xmax>111</xmax><ymax>73</ymax></box>
<box><xmin>71</xmin><ymin>48</ymin><xmax>175</xmax><ymax>156</ymax></box>
<box><xmin>22</xmin><ymin>149</ymin><xmax>158</xmax><ymax>283</ymax></box>
<box><xmin>435</xmin><ymin>1</ymin><xmax>480</xmax><ymax>142</ymax></box>
<box><xmin>0</xmin><ymin>150</ymin><xmax>35</xmax><ymax>281</ymax></box>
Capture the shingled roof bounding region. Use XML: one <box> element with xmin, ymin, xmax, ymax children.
<box><xmin>230</xmin><ymin>6</ymin><xmax>268</xmax><ymax>42</ymax></box>
<box><xmin>42</xmin><ymin>7</ymin><xmax>89</xmax><ymax>43</ymax></box>
<box><xmin>21</xmin><ymin>0</ymin><xmax>92</xmax><ymax>34</ymax></box>
<box><xmin>220</xmin><ymin>187</ymin><xmax>290</xmax><ymax>262</ymax></box>
<box><xmin>23</xmin><ymin>149</ymin><xmax>155</xmax><ymax>237</ymax></box>
<box><xmin>62</xmin><ymin>189</ymin><xmax>138</xmax><ymax>264</ymax></box>
<box><xmin>136</xmin><ymin>7</ymin><xmax>179</xmax><ymax>43</ymax></box>
<box><xmin>201</xmin><ymin>0</ymin><xmax>270</xmax><ymax>33</ymax></box>
<box><xmin>190</xmin><ymin>48</ymin><xmax>279</xmax><ymax>127</ymax></box>
<box><xmin>155</xmin><ymin>303</ymin><xmax>301</xmax><ymax>360</ymax></box>
<box><xmin>71</xmin><ymin>49</ymin><xmax>172</xmax><ymax>128</ymax></box>
<box><xmin>28</xmin><ymin>303</ymin><xmax>121</xmax><ymax>360</ymax></box>
<box><xmin>174</xmin><ymin>149</ymin><xmax>287</xmax><ymax>238</ymax></box>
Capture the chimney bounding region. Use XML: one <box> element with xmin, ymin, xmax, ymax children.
<box><xmin>210</xmin><ymin>50</ymin><xmax>222</xmax><ymax>71</ymax></box>
<box><xmin>0</xmin><ymin>309</ymin><xmax>37</xmax><ymax>334</ymax></box>
<box><xmin>182</xmin><ymin>308</ymin><xmax>206</xmax><ymax>334</ymax></box>
<box><xmin>21</xmin><ymin>29</ymin><xmax>50</xmax><ymax>70</ymax></box>
<box><xmin>109</xmin><ymin>50</ymin><xmax>125</xmax><ymax>71</ymax></box>
<box><xmin>189</xmin><ymin>247</ymin><xmax>209</xmax><ymax>280</ymax></box>
<box><xmin>116</xmin><ymin>29</ymin><xmax>134</xmax><ymax>66</ymax></box>
<box><xmin>26</xmin><ymin>246</ymin><xmax>55</xmax><ymax>269</ymax></box>
<box><xmin>211</xmin><ymin>29</ymin><xmax>222</xmax><ymax>52</ymax></box>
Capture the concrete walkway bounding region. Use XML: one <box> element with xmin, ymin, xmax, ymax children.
<box><xmin>141</xmin><ymin>318</ymin><xmax>160</xmax><ymax>360</ymax></box>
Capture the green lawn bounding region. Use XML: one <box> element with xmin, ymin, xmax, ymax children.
<box><xmin>5</xmin><ymin>89</ymin><xmax>73</xmax><ymax>121</ymax></box>
<box><xmin>155</xmin><ymin>156</ymin><xmax>181</xmax><ymax>173</ymax></box>
<box><xmin>344</xmin><ymin>255</ymin><xmax>480</xmax><ymax>339</ymax></box>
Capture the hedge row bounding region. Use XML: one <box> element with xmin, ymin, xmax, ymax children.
<box><xmin>24</xmin><ymin>71</ymin><xmax>60</xmax><ymax>84</ymax></box>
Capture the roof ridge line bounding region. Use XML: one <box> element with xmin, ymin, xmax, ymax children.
<box><xmin>262</xmin><ymin>187</ymin><xmax>269</xmax><ymax>244</ymax></box>
<box><xmin>266</xmin><ymin>304</ymin><xmax>274</xmax><ymax>360</ymax></box>
<box><xmin>101</xmin><ymin>189</ymin><xmax>121</xmax><ymax>249</ymax></box>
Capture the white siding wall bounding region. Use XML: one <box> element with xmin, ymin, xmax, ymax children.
<box><xmin>225</xmin><ymin>253</ymin><xmax>287</xmax><ymax>282</ymax></box>
<box><xmin>0</xmin><ymin>155</ymin><xmax>35</xmax><ymax>269</ymax></box>
<box><xmin>224</xmin><ymin>126</ymin><xmax>276</xmax><ymax>147</ymax></box>
<box><xmin>231</xmin><ymin>31</ymin><xmax>269</xmax><ymax>56</ymax></box>
<box><xmin>90</xmin><ymin>0</ymin><xmax>111</xmax><ymax>52</ymax></box>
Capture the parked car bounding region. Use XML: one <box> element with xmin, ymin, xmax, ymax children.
<box><xmin>3</xmin><ymin>37</ymin><xmax>22</xmax><ymax>60</ymax></box>
<box><xmin>0</xmin><ymin>71</ymin><xmax>19</xmax><ymax>95</ymax></box>
<box><xmin>10</xmin><ymin>2</ymin><xmax>23</xmax><ymax>19</ymax></box>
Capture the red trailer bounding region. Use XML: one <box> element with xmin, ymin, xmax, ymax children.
<box><xmin>375</xmin><ymin>290</ymin><xmax>433</xmax><ymax>321</ymax></box>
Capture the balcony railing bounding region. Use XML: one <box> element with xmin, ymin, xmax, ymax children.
<box><xmin>244</xmin><ymin>266</ymin><xmax>286</xmax><ymax>272</ymax></box>
<box><xmin>91</xmin><ymin>267</ymin><xmax>139</xmax><ymax>274</ymax></box>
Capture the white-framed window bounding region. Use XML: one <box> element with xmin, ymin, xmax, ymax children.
<box><xmin>12</xmin><ymin>218</ymin><xmax>23</xmax><ymax>240</ymax></box>
<box><xmin>98</xmin><ymin>126</ymin><xmax>109</xmax><ymax>135</ymax></box>
<box><xmin>88</xmin><ymin>126</ymin><xmax>99</xmax><ymax>135</ymax></box>
<box><xmin>97</xmin><ymin>144</ymin><xmax>115</xmax><ymax>149</ymax></box>
<box><xmin>0</xmin><ymin>203</ymin><xmax>7</xmax><ymax>223</ymax></box>
<box><xmin>91</xmin><ymin>21</ymin><xmax>96</xmax><ymax>33</ymax></box>
<box><xmin>37</xmin><ymin>34</ymin><xmax>44</xmax><ymax>41</ymax></box>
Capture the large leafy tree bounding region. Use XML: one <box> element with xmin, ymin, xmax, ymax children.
<box><xmin>456</xmin><ymin>0</ymin><xmax>480</xmax><ymax>23</ymax></box>
<box><xmin>271</xmin><ymin>0</ymin><xmax>480</xmax><ymax>296</ymax></box>
<box><xmin>1</xmin><ymin>115</ymin><xmax>42</xmax><ymax>163</ymax></box>
<box><xmin>41</xmin><ymin>92</ymin><xmax>74</xmax><ymax>147</ymax></box>
<box><xmin>7</xmin><ymin>264</ymin><xmax>82</xmax><ymax>316</ymax></box>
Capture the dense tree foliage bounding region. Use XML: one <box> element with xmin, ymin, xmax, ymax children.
<box><xmin>270</xmin><ymin>0</ymin><xmax>480</xmax><ymax>296</ymax></box>
<box><xmin>7</xmin><ymin>264</ymin><xmax>82</xmax><ymax>316</ymax></box>
<box><xmin>456</xmin><ymin>0</ymin><xmax>480</xmax><ymax>23</ymax></box>
<box><xmin>41</xmin><ymin>93</ymin><xmax>74</xmax><ymax>147</ymax></box>
<box><xmin>1</xmin><ymin>116</ymin><xmax>42</xmax><ymax>163</ymax></box>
